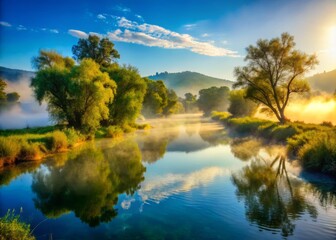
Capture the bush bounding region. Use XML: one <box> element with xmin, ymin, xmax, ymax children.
<box><xmin>227</xmin><ymin>117</ymin><xmax>269</xmax><ymax>134</ymax></box>
<box><xmin>0</xmin><ymin>137</ymin><xmax>21</xmax><ymax>159</ymax></box>
<box><xmin>17</xmin><ymin>141</ymin><xmax>42</xmax><ymax>160</ymax></box>
<box><xmin>298</xmin><ymin>132</ymin><xmax>336</xmax><ymax>175</ymax></box>
<box><xmin>258</xmin><ymin>124</ymin><xmax>300</xmax><ymax>142</ymax></box>
<box><xmin>63</xmin><ymin>128</ymin><xmax>83</xmax><ymax>147</ymax></box>
<box><xmin>211</xmin><ymin>111</ymin><xmax>232</xmax><ymax>122</ymax></box>
<box><xmin>287</xmin><ymin>130</ymin><xmax>317</xmax><ymax>156</ymax></box>
<box><xmin>106</xmin><ymin>126</ymin><xmax>123</xmax><ymax>138</ymax></box>
<box><xmin>48</xmin><ymin>131</ymin><xmax>68</xmax><ymax>151</ymax></box>
<box><xmin>136</xmin><ymin>123</ymin><xmax>151</xmax><ymax>130</ymax></box>
<box><xmin>122</xmin><ymin>124</ymin><xmax>136</xmax><ymax>133</ymax></box>
<box><xmin>0</xmin><ymin>210</ymin><xmax>35</xmax><ymax>240</ymax></box>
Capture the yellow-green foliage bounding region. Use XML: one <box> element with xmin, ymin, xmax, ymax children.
<box><xmin>106</xmin><ymin>126</ymin><xmax>124</xmax><ymax>138</ymax></box>
<box><xmin>122</xmin><ymin>124</ymin><xmax>136</xmax><ymax>133</ymax></box>
<box><xmin>0</xmin><ymin>137</ymin><xmax>21</xmax><ymax>159</ymax></box>
<box><xmin>298</xmin><ymin>132</ymin><xmax>336</xmax><ymax>175</ymax></box>
<box><xmin>136</xmin><ymin>123</ymin><xmax>151</xmax><ymax>130</ymax></box>
<box><xmin>227</xmin><ymin>117</ymin><xmax>270</xmax><ymax>133</ymax></box>
<box><xmin>0</xmin><ymin>210</ymin><xmax>35</xmax><ymax>240</ymax></box>
<box><xmin>258</xmin><ymin>123</ymin><xmax>300</xmax><ymax>142</ymax></box>
<box><xmin>63</xmin><ymin>128</ymin><xmax>83</xmax><ymax>147</ymax></box>
<box><xmin>211</xmin><ymin>111</ymin><xmax>232</xmax><ymax>121</ymax></box>
<box><xmin>48</xmin><ymin>131</ymin><xmax>68</xmax><ymax>151</ymax></box>
<box><xmin>17</xmin><ymin>141</ymin><xmax>42</xmax><ymax>160</ymax></box>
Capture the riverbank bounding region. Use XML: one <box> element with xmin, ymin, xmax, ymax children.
<box><xmin>0</xmin><ymin>123</ymin><xmax>151</xmax><ymax>168</ymax></box>
<box><xmin>211</xmin><ymin>111</ymin><xmax>336</xmax><ymax>177</ymax></box>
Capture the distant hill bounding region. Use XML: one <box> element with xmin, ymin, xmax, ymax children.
<box><xmin>307</xmin><ymin>69</ymin><xmax>336</xmax><ymax>93</ymax></box>
<box><xmin>0</xmin><ymin>66</ymin><xmax>35</xmax><ymax>82</ymax></box>
<box><xmin>147</xmin><ymin>71</ymin><xmax>233</xmax><ymax>96</ymax></box>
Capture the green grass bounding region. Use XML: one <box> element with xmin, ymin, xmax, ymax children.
<box><xmin>106</xmin><ymin>126</ymin><xmax>124</xmax><ymax>138</ymax></box>
<box><xmin>0</xmin><ymin>210</ymin><xmax>35</xmax><ymax>240</ymax></box>
<box><xmin>212</xmin><ymin>111</ymin><xmax>336</xmax><ymax>177</ymax></box>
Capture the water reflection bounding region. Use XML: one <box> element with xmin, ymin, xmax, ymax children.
<box><xmin>231</xmin><ymin>156</ymin><xmax>318</xmax><ymax>237</ymax></box>
<box><xmin>31</xmin><ymin>141</ymin><xmax>145</xmax><ymax>227</ymax></box>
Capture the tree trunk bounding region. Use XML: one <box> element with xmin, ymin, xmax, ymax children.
<box><xmin>279</xmin><ymin>110</ymin><xmax>287</xmax><ymax>124</ymax></box>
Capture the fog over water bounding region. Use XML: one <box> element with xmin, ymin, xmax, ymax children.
<box><xmin>0</xmin><ymin>78</ymin><xmax>51</xmax><ymax>129</ymax></box>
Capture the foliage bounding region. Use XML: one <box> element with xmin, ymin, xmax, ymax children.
<box><xmin>142</xmin><ymin>78</ymin><xmax>171</xmax><ymax>117</ymax></box>
<box><xmin>63</xmin><ymin>128</ymin><xmax>84</xmax><ymax>147</ymax></box>
<box><xmin>17</xmin><ymin>141</ymin><xmax>42</xmax><ymax>161</ymax></box>
<box><xmin>0</xmin><ymin>210</ymin><xmax>35</xmax><ymax>240</ymax></box>
<box><xmin>298</xmin><ymin>131</ymin><xmax>336</xmax><ymax>175</ymax></box>
<box><xmin>211</xmin><ymin>111</ymin><xmax>232</xmax><ymax>121</ymax></box>
<box><xmin>32</xmin><ymin>50</ymin><xmax>75</xmax><ymax>70</ymax></box>
<box><xmin>6</xmin><ymin>92</ymin><xmax>20</xmax><ymax>102</ymax></box>
<box><xmin>106</xmin><ymin>65</ymin><xmax>147</xmax><ymax>126</ymax></box>
<box><xmin>31</xmin><ymin>51</ymin><xmax>116</xmax><ymax>132</ymax></box>
<box><xmin>0</xmin><ymin>78</ymin><xmax>6</xmax><ymax>102</ymax></box>
<box><xmin>106</xmin><ymin>126</ymin><xmax>123</xmax><ymax>138</ymax></box>
<box><xmin>182</xmin><ymin>93</ymin><xmax>198</xmax><ymax>113</ymax></box>
<box><xmin>0</xmin><ymin>137</ymin><xmax>21</xmax><ymax>159</ymax></box>
<box><xmin>234</xmin><ymin>33</ymin><xmax>318</xmax><ymax>123</ymax></box>
<box><xmin>48</xmin><ymin>131</ymin><xmax>68</xmax><ymax>151</ymax></box>
<box><xmin>72</xmin><ymin>35</ymin><xmax>120</xmax><ymax>67</ymax></box>
<box><xmin>228</xmin><ymin>89</ymin><xmax>258</xmax><ymax>117</ymax></box>
<box><xmin>197</xmin><ymin>86</ymin><xmax>230</xmax><ymax>116</ymax></box>
<box><xmin>163</xmin><ymin>89</ymin><xmax>184</xmax><ymax>115</ymax></box>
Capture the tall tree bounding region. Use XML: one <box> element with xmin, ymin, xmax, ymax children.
<box><xmin>106</xmin><ymin>65</ymin><xmax>147</xmax><ymax>126</ymax></box>
<box><xmin>197</xmin><ymin>86</ymin><xmax>230</xmax><ymax>116</ymax></box>
<box><xmin>31</xmin><ymin>51</ymin><xmax>116</xmax><ymax>132</ymax></box>
<box><xmin>72</xmin><ymin>35</ymin><xmax>120</xmax><ymax>67</ymax></box>
<box><xmin>228</xmin><ymin>89</ymin><xmax>258</xmax><ymax>117</ymax></box>
<box><xmin>234</xmin><ymin>33</ymin><xmax>317</xmax><ymax>123</ymax></box>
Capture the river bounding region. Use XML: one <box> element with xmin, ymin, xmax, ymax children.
<box><xmin>0</xmin><ymin>114</ymin><xmax>335</xmax><ymax>239</ymax></box>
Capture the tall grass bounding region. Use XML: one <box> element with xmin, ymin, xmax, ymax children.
<box><xmin>0</xmin><ymin>210</ymin><xmax>35</xmax><ymax>240</ymax></box>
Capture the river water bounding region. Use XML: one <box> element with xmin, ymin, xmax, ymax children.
<box><xmin>0</xmin><ymin>114</ymin><xmax>335</xmax><ymax>239</ymax></box>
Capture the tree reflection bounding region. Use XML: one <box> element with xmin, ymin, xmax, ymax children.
<box><xmin>229</xmin><ymin>138</ymin><xmax>262</xmax><ymax>161</ymax></box>
<box><xmin>231</xmin><ymin>155</ymin><xmax>317</xmax><ymax>237</ymax></box>
<box><xmin>31</xmin><ymin>141</ymin><xmax>145</xmax><ymax>227</ymax></box>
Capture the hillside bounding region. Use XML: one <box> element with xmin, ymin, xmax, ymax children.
<box><xmin>307</xmin><ymin>69</ymin><xmax>336</xmax><ymax>93</ymax></box>
<box><xmin>148</xmin><ymin>71</ymin><xmax>233</xmax><ymax>96</ymax></box>
<box><xmin>0</xmin><ymin>66</ymin><xmax>35</xmax><ymax>82</ymax></box>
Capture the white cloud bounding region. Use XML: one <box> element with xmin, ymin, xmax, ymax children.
<box><xmin>17</xmin><ymin>25</ymin><xmax>27</xmax><ymax>31</ymax></box>
<box><xmin>135</xmin><ymin>14</ymin><xmax>144</xmax><ymax>21</ymax></box>
<box><xmin>49</xmin><ymin>29</ymin><xmax>59</xmax><ymax>34</ymax></box>
<box><xmin>114</xmin><ymin>5</ymin><xmax>130</xmax><ymax>12</ymax></box>
<box><xmin>97</xmin><ymin>14</ymin><xmax>106</xmax><ymax>20</ymax></box>
<box><xmin>183</xmin><ymin>23</ymin><xmax>197</xmax><ymax>30</ymax></box>
<box><xmin>68</xmin><ymin>29</ymin><xmax>88</xmax><ymax>38</ymax></box>
<box><xmin>202</xmin><ymin>33</ymin><xmax>209</xmax><ymax>37</ymax></box>
<box><xmin>109</xmin><ymin>17</ymin><xmax>238</xmax><ymax>57</ymax></box>
<box><xmin>0</xmin><ymin>21</ymin><xmax>11</xmax><ymax>27</ymax></box>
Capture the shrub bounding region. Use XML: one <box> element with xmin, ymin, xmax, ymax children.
<box><xmin>227</xmin><ymin>117</ymin><xmax>269</xmax><ymax>134</ymax></box>
<box><xmin>320</xmin><ymin>121</ymin><xmax>333</xmax><ymax>127</ymax></box>
<box><xmin>106</xmin><ymin>126</ymin><xmax>123</xmax><ymax>138</ymax></box>
<box><xmin>298</xmin><ymin>132</ymin><xmax>336</xmax><ymax>175</ymax></box>
<box><xmin>0</xmin><ymin>210</ymin><xmax>35</xmax><ymax>240</ymax></box>
<box><xmin>0</xmin><ymin>137</ymin><xmax>21</xmax><ymax>159</ymax></box>
<box><xmin>259</xmin><ymin>124</ymin><xmax>300</xmax><ymax>142</ymax></box>
<box><xmin>287</xmin><ymin>130</ymin><xmax>317</xmax><ymax>156</ymax></box>
<box><xmin>63</xmin><ymin>128</ymin><xmax>83</xmax><ymax>147</ymax></box>
<box><xmin>48</xmin><ymin>131</ymin><xmax>68</xmax><ymax>151</ymax></box>
<box><xmin>136</xmin><ymin>123</ymin><xmax>151</xmax><ymax>130</ymax></box>
<box><xmin>122</xmin><ymin>124</ymin><xmax>136</xmax><ymax>133</ymax></box>
<box><xmin>211</xmin><ymin>111</ymin><xmax>232</xmax><ymax>122</ymax></box>
<box><xmin>17</xmin><ymin>141</ymin><xmax>42</xmax><ymax>160</ymax></box>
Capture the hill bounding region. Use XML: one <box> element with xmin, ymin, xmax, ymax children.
<box><xmin>307</xmin><ymin>69</ymin><xmax>336</xmax><ymax>93</ymax></box>
<box><xmin>0</xmin><ymin>66</ymin><xmax>35</xmax><ymax>82</ymax></box>
<box><xmin>147</xmin><ymin>71</ymin><xmax>233</xmax><ymax>96</ymax></box>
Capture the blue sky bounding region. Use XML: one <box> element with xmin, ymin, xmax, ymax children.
<box><xmin>0</xmin><ymin>0</ymin><xmax>335</xmax><ymax>80</ymax></box>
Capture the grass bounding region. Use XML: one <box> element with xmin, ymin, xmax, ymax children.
<box><xmin>0</xmin><ymin>210</ymin><xmax>35</xmax><ymax>240</ymax></box>
<box><xmin>212</xmin><ymin>111</ymin><xmax>336</xmax><ymax>177</ymax></box>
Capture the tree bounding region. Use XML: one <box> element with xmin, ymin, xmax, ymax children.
<box><xmin>163</xmin><ymin>89</ymin><xmax>184</xmax><ymax>115</ymax></box>
<box><xmin>31</xmin><ymin>51</ymin><xmax>116</xmax><ymax>132</ymax></box>
<box><xmin>0</xmin><ymin>78</ymin><xmax>7</xmax><ymax>102</ymax></box>
<box><xmin>32</xmin><ymin>50</ymin><xmax>75</xmax><ymax>70</ymax></box>
<box><xmin>142</xmin><ymin>79</ymin><xmax>169</xmax><ymax>117</ymax></box>
<box><xmin>72</xmin><ymin>35</ymin><xmax>120</xmax><ymax>67</ymax></box>
<box><xmin>182</xmin><ymin>93</ymin><xmax>198</xmax><ymax>113</ymax></box>
<box><xmin>6</xmin><ymin>92</ymin><xmax>20</xmax><ymax>102</ymax></box>
<box><xmin>105</xmin><ymin>65</ymin><xmax>147</xmax><ymax>126</ymax></box>
<box><xmin>234</xmin><ymin>33</ymin><xmax>318</xmax><ymax>123</ymax></box>
<box><xmin>228</xmin><ymin>89</ymin><xmax>258</xmax><ymax>117</ymax></box>
<box><xmin>197</xmin><ymin>86</ymin><xmax>230</xmax><ymax>116</ymax></box>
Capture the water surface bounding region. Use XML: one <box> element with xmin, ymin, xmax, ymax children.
<box><xmin>0</xmin><ymin>114</ymin><xmax>335</xmax><ymax>239</ymax></box>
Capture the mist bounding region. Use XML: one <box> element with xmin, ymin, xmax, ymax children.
<box><xmin>255</xmin><ymin>95</ymin><xmax>336</xmax><ymax>125</ymax></box>
<box><xmin>0</xmin><ymin>78</ymin><xmax>51</xmax><ymax>129</ymax></box>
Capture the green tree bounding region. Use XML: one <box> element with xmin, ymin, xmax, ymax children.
<box><xmin>6</xmin><ymin>92</ymin><xmax>20</xmax><ymax>102</ymax></box>
<box><xmin>31</xmin><ymin>51</ymin><xmax>116</xmax><ymax>132</ymax></box>
<box><xmin>183</xmin><ymin>93</ymin><xmax>198</xmax><ymax>113</ymax></box>
<box><xmin>0</xmin><ymin>78</ymin><xmax>7</xmax><ymax>102</ymax></box>
<box><xmin>228</xmin><ymin>89</ymin><xmax>258</xmax><ymax>117</ymax></box>
<box><xmin>234</xmin><ymin>33</ymin><xmax>317</xmax><ymax>123</ymax></box>
<box><xmin>142</xmin><ymin>79</ymin><xmax>168</xmax><ymax>117</ymax></box>
<box><xmin>197</xmin><ymin>86</ymin><xmax>230</xmax><ymax>116</ymax></box>
<box><xmin>163</xmin><ymin>89</ymin><xmax>184</xmax><ymax>115</ymax></box>
<box><xmin>32</xmin><ymin>50</ymin><xmax>75</xmax><ymax>70</ymax></box>
<box><xmin>105</xmin><ymin>65</ymin><xmax>147</xmax><ymax>127</ymax></box>
<box><xmin>72</xmin><ymin>35</ymin><xmax>120</xmax><ymax>67</ymax></box>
